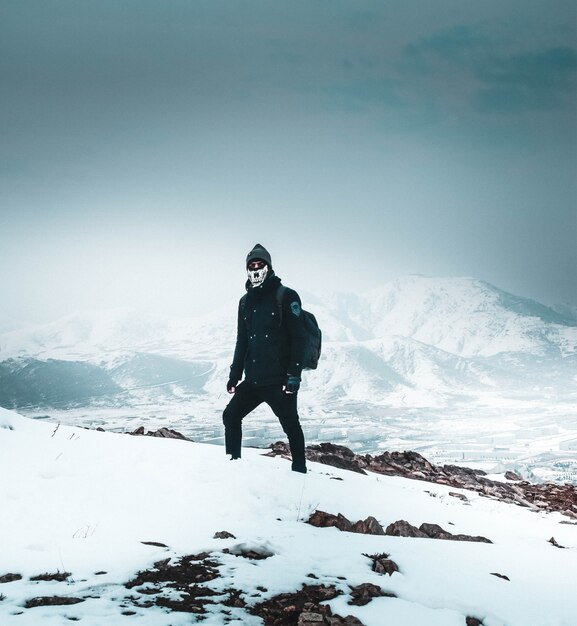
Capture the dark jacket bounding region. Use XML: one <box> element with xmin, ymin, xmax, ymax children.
<box><xmin>230</xmin><ymin>273</ymin><xmax>306</xmax><ymax>386</ymax></box>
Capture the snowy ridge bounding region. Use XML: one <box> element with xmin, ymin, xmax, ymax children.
<box><xmin>1</xmin><ymin>276</ymin><xmax>574</xmax><ymax>361</ymax></box>
<box><xmin>0</xmin><ymin>407</ymin><xmax>576</xmax><ymax>625</ymax></box>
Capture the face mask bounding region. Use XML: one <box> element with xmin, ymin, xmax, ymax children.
<box><xmin>247</xmin><ymin>264</ymin><xmax>268</xmax><ymax>287</ymax></box>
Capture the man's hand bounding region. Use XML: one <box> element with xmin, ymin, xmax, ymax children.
<box><xmin>227</xmin><ymin>379</ymin><xmax>239</xmax><ymax>394</ymax></box>
<box><xmin>285</xmin><ymin>375</ymin><xmax>301</xmax><ymax>394</ymax></box>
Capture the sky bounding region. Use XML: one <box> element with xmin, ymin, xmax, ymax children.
<box><xmin>1</xmin><ymin>0</ymin><xmax>576</xmax><ymax>329</ymax></box>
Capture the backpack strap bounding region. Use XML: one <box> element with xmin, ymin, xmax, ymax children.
<box><xmin>275</xmin><ymin>285</ymin><xmax>287</xmax><ymax>326</ymax></box>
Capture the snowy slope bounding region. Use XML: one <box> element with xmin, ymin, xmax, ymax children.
<box><xmin>311</xmin><ymin>276</ymin><xmax>577</xmax><ymax>357</ymax></box>
<box><xmin>0</xmin><ymin>407</ymin><xmax>576</xmax><ymax>626</ymax></box>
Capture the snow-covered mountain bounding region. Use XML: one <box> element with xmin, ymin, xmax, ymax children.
<box><xmin>1</xmin><ymin>276</ymin><xmax>574</xmax><ymax>406</ymax></box>
<box><xmin>1</xmin><ymin>407</ymin><xmax>575</xmax><ymax>626</ymax></box>
<box><xmin>2</xmin><ymin>276</ymin><xmax>575</xmax><ymax>360</ymax></box>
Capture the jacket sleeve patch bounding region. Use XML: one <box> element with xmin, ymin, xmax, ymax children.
<box><xmin>290</xmin><ymin>301</ymin><xmax>301</xmax><ymax>317</ymax></box>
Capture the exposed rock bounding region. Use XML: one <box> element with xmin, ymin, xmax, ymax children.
<box><xmin>213</xmin><ymin>530</ymin><xmax>236</xmax><ymax>539</ymax></box>
<box><xmin>548</xmin><ymin>537</ymin><xmax>566</xmax><ymax>549</ymax></box>
<box><xmin>418</xmin><ymin>523</ymin><xmax>492</xmax><ymax>543</ymax></box>
<box><xmin>505</xmin><ymin>471</ymin><xmax>522</xmax><ymax>481</ymax></box>
<box><xmin>0</xmin><ymin>573</ymin><xmax>22</xmax><ymax>584</ymax></box>
<box><xmin>273</xmin><ymin>443</ymin><xmax>577</xmax><ymax>519</ymax></box>
<box><xmin>124</xmin><ymin>552</ymin><xmax>226</xmax><ymax>614</ymax></box>
<box><xmin>304</xmin><ymin>443</ymin><xmax>367</xmax><ymax>475</ymax></box>
<box><xmin>384</xmin><ymin>520</ymin><xmax>492</xmax><ymax>543</ymax></box>
<box><xmin>30</xmin><ymin>571</ymin><xmax>71</xmax><ymax>582</ymax></box>
<box><xmin>265</xmin><ymin>441</ymin><xmax>293</xmax><ymax>458</ymax></box>
<box><xmin>250</xmin><ymin>584</ymin><xmax>362</xmax><ymax>626</ymax></box>
<box><xmin>352</xmin><ymin>516</ymin><xmax>385</xmax><ymax>536</ymax></box>
<box><xmin>129</xmin><ymin>426</ymin><xmax>190</xmax><ymax>440</ymax></box>
<box><xmin>299</xmin><ymin>611</ymin><xmax>326</xmax><ymax>624</ymax></box>
<box><xmin>222</xmin><ymin>588</ymin><xmax>246</xmax><ymax>608</ymax></box>
<box><xmin>490</xmin><ymin>573</ymin><xmax>510</xmax><ymax>581</ymax></box>
<box><xmin>364</xmin><ymin>553</ymin><xmax>400</xmax><ymax>576</ymax></box>
<box><xmin>449</xmin><ymin>491</ymin><xmax>469</xmax><ymax>502</ymax></box>
<box><xmin>307</xmin><ymin>511</ymin><xmax>384</xmax><ymax>536</ymax></box>
<box><xmin>140</xmin><ymin>541</ymin><xmax>168</xmax><ymax>548</ymax></box>
<box><xmin>385</xmin><ymin>520</ymin><xmax>428</xmax><ymax>538</ymax></box>
<box><xmin>24</xmin><ymin>596</ymin><xmax>85</xmax><ymax>609</ymax></box>
<box><xmin>348</xmin><ymin>583</ymin><xmax>393</xmax><ymax>606</ymax></box>
<box><xmin>225</xmin><ymin>545</ymin><xmax>275</xmax><ymax>560</ymax></box>
<box><xmin>466</xmin><ymin>618</ymin><xmax>484</xmax><ymax>626</ymax></box>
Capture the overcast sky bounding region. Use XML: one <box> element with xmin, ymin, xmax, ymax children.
<box><xmin>1</xmin><ymin>0</ymin><xmax>576</xmax><ymax>329</ymax></box>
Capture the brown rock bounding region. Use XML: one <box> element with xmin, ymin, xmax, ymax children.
<box><xmin>130</xmin><ymin>426</ymin><xmax>190</xmax><ymax>440</ymax></box>
<box><xmin>278</xmin><ymin>442</ymin><xmax>577</xmax><ymax>520</ymax></box>
<box><xmin>299</xmin><ymin>612</ymin><xmax>326</xmax><ymax>624</ymax></box>
<box><xmin>308</xmin><ymin>511</ymin><xmax>385</xmax><ymax>536</ymax></box>
<box><xmin>364</xmin><ymin>553</ymin><xmax>400</xmax><ymax>576</ymax></box>
<box><xmin>25</xmin><ymin>596</ymin><xmax>85</xmax><ymax>609</ymax></box>
<box><xmin>29</xmin><ymin>572</ymin><xmax>71</xmax><ymax>582</ymax></box>
<box><xmin>419</xmin><ymin>523</ymin><xmax>492</xmax><ymax>543</ymax></box>
<box><xmin>466</xmin><ymin>618</ymin><xmax>484</xmax><ymax>626</ymax></box>
<box><xmin>505</xmin><ymin>471</ymin><xmax>522</xmax><ymax>481</ymax></box>
<box><xmin>307</xmin><ymin>511</ymin><xmax>353</xmax><ymax>533</ymax></box>
<box><xmin>385</xmin><ymin>520</ymin><xmax>428</xmax><ymax>538</ymax></box>
<box><xmin>348</xmin><ymin>583</ymin><xmax>391</xmax><ymax>606</ymax></box>
<box><xmin>0</xmin><ymin>573</ymin><xmax>22</xmax><ymax>584</ymax></box>
<box><xmin>305</xmin><ymin>443</ymin><xmax>367</xmax><ymax>475</ymax></box>
<box><xmin>213</xmin><ymin>531</ymin><xmax>236</xmax><ymax>539</ymax></box>
<box><xmin>449</xmin><ymin>491</ymin><xmax>469</xmax><ymax>502</ymax></box>
<box><xmin>352</xmin><ymin>516</ymin><xmax>385</xmax><ymax>536</ymax></box>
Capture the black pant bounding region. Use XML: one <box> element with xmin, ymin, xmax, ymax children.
<box><xmin>223</xmin><ymin>382</ymin><xmax>306</xmax><ymax>470</ymax></box>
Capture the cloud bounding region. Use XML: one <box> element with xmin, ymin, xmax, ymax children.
<box><xmin>400</xmin><ymin>24</ymin><xmax>577</xmax><ymax>116</ymax></box>
<box><xmin>475</xmin><ymin>46</ymin><xmax>577</xmax><ymax>112</ymax></box>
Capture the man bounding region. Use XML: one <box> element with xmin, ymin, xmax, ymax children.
<box><xmin>223</xmin><ymin>243</ymin><xmax>308</xmax><ymax>473</ymax></box>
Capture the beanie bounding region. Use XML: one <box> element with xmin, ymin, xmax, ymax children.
<box><xmin>246</xmin><ymin>243</ymin><xmax>273</xmax><ymax>269</ymax></box>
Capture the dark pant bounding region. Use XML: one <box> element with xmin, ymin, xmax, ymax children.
<box><xmin>223</xmin><ymin>382</ymin><xmax>306</xmax><ymax>470</ymax></box>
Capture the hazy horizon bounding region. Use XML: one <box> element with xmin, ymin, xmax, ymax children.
<box><xmin>1</xmin><ymin>0</ymin><xmax>575</xmax><ymax>330</ymax></box>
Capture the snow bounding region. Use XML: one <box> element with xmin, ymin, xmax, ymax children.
<box><xmin>1</xmin><ymin>407</ymin><xmax>576</xmax><ymax>625</ymax></box>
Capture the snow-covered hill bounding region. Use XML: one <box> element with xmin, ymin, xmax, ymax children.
<box><xmin>1</xmin><ymin>407</ymin><xmax>575</xmax><ymax>626</ymax></box>
<box><xmin>2</xmin><ymin>276</ymin><xmax>575</xmax><ymax>361</ymax></box>
<box><xmin>1</xmin><ymin>275</ymin><xmax>574</xmax><ymax>409</ymax></box>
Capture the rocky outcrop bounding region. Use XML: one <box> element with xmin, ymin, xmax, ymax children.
<box><xmin>0</xmin><ymin>573</ymin><xmax>22</xmax><ymax>584</ymax></box>
<box><xmin>385</xmin><ymin>520</ymin><xmax>492</xmax><ymax>543</ymax></box>
<box><xmin>364</xmin><ymin>553</ymin><xmax>400</xmax><ymax>576</ymax></box>
<box><xmin>267</xmin><ymin>443</ymin><xmax>577</xmax><ymax>519</ymax></box>
<box><xmin>250</xmin><ymin>584</ymin><xmax>365</xmax><ymax>626</ymax></box>
<box><xmin>307</xmin><ymin>511</ymin><xmax>384</xmax><ymax>536</ymax></box>
<box><xmin>348</xmin><ymin>583</ymin><xmax>395</xmax><ymax>606</ymax></box>
<box><xmin>129</xmin><ymin>426</ymin><xmax>190</xmax><ymax>440</ymax></box>
<box><xmin>213</xmin><ymin>530</ymin><xmax>236</xmax><ymax>539</ymax></box>
<box><xmin>24</xmin><ymin>596</ymin><xmax>84</xmax><ymax>609</ymax></box>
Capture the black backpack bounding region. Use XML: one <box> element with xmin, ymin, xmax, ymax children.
<box><xmin>276</xmin><ymin>285</ymin><xmax>322</xmax><ymax>371</ymax></box>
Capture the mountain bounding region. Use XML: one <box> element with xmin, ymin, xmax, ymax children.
<box><xmin>0</xmin><ymin>275</ymin><xmax>575</xmax><ymax>409</ymax></box>
<box><xmin>0</xmin><ymin>408</ymin><xmax>575</xmax><ymax>625</ymax></box>
<box><xmin>0</xmin><ymin>276</ymin><xmax>575</xmax><ymax>483</ymax></box>
<box><xmin>309</xmin><ymin>275</ymin><xmax>577</xmax><ymax>357</ymax></box>
<box><xmin>2</xmin><ymin>276</ymin><xmax>574</xmax><ymax>361</ymax></box>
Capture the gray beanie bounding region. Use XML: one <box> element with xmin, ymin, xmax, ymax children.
<box><xmin>246</xmin><ymin>243</ymin><xmax>272</xmax><ymax>269</ymax></box>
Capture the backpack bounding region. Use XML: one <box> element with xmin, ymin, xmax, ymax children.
<box><xmin>239</xmin><ymin>285</ymin><xmax>322</xmax><ymax>371</ymax></box>
<box><xmin>276</xmin><ymin>285</ymin><xmax>322</xmax><ymax>371</ymax></box>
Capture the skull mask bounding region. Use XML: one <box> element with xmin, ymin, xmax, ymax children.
<box><xmin>247</xmin><ymin>261</ymin><xmax>269</xmax><ymax>287</ymax></box>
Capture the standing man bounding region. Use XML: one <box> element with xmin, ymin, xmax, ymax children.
<box><xmin>223</xmin><ymin>244</ymin><xmax>308</xmax><ymax>473</ymax></box>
